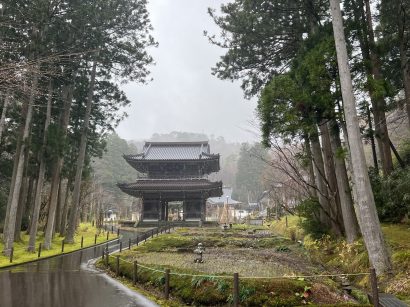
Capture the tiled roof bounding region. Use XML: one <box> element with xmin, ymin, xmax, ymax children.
<box><xmin>207</xmin><ymin>187</ymin><xmax>241</xmax><ymax>205</ymax></box>
<box><xmin>118</xmin><ymin>179</ymin><xmax>223</xmax><ymax>192</ymax></box>
<box><xmin>125</xmin><ymin>141</ymin><xmax>219</xmax><ymax>161</ymax></box>
<box><xmin>207</xmin><ymin>197</ymin><xmax>242</xmax><ymax>205</ymax></box>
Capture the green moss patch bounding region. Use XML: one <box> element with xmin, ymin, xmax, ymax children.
<box><xmin>100</xmin><ymin>256</ymin><xmax>309</xmax><ymax>306</ymax></box>
<box><xmin>0</xmin><ymin>223</ymin><xmax>110</xmax><ymax>267</ymax></box>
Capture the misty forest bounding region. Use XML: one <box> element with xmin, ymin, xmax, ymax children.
<box><xmin>0</xmin><ymin>0</ymin><xmax>410</xmax><ymax>306</ymax></box>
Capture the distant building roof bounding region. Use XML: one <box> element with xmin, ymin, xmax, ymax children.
<box><xmin>124</xmin><ymin>141</ymin><xmax>219</xmax><ymax>161</ymax></box>
<box><xmin>207</xmin><ymin>187</ymin><xmax>242</xmax><ymax>205</ymax></box>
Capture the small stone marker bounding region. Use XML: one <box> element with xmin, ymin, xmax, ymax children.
<box><xmin>194</xmin><ymin>243</ymin><xmax>205</xmax><ymax>263</ymax></box>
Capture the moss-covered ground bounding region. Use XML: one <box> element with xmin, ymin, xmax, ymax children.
<box><xmin>100</xmin><ymin>225</ymin><xmax>372</xmax><ymax>306</ymax></box>
<box><xmin>0</xmin><ymin>223</ymin><xmax>112</xmax><ymax>267</ymax></box>
<box><xmin>270</xmin><ymin>216</ymin><xmax>410</xmax><ymax>304</ymax></box>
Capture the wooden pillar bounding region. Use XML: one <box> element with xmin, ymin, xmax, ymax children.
<box><xmin>141</xmin><ymin>196</ymin><xmax>145</xmax><ymax>222</ymax></box>
<box><xmin>160</xmin><ymin>200</ymin><xmax>166</xmax><ymax>221</ymax></box>
<box><xmin>158</xmin><ymin>193</ymin><xmax>162</xmax><ymax>221</ymax></box>
<box><xmin>182</xmin><ymin>196</ymin><xmax>186</xmax><ymax>221</ymax></box>
<box><xmin>157</xmin><ymin>199</ymin><xmax>161</xmax><ymax>221</ymax></box>
<box><xmin>201</xmin><ymin>193</ymin><xmax>207</xmax><ymax>222</ymax></box>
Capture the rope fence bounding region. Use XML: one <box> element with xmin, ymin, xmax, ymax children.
<box><xmin>101</xmin><ymin>226</ymin><xmax>379</xmax><ymax>307</ymax></box>
<box><xmin>107</xmin><ymin>254</ymin><xmax>371</xmax><ymax>280</ymax></box>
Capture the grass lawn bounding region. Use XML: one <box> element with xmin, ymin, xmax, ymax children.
<box><xmin>0</xmin><ymin>223</ymin><xmax>112</xmax><ymax>267</ymax></box>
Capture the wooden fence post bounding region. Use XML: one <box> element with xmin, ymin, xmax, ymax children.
<box><xmin>106</xmin><ymin>231</ymin><xmax>109</xmax><ymax>240</ymax></box>
<box><xmin>164</xmin><ymin>269</ymin><xmax>170</xmax><ymax>299</ymax></box>
<box><xmin>111</xmin><ymin>225</ymin><xmax>114</xmax><ymax>234</ymax></box>
<box><xmin>133</xmin><ymin>261</ymin><xmax>137</xmax><ymax>285</ymax></box>
<box><xmin>102</xmin><ymin>248</ymin><xmax>105</xmax><ymax>261</ymax></box>
<box><xmin>117</xmin><ymin>228</ymin><xmax>120</xmax><ymax>237</ymax></box>
<box><xmin>370</xmin><ymin>268</ymin><xmax>379</xmax><ymax>307</ymax></box>
<box><xmin>128</xmin><ymin>238</ymin><xmax>131</xmax><ymax>250</ymax></box>
<box><xmin>81</xmin><ymin>236</ymin><xmax>84</xmax><ymax>248</ymax></box>
<box><xmin>38</xmin><ymin>243</ymin><xmax>42</xmax><ymax>258</ymax></box>
<box><xmin>61</xmin><ymin>240</ymin><xmax>65</xmax><ymax>253</ymax></box>
<box><xmin>9</xmin><ymin>247</ymin><xmax>13</xmax><ymax>263</ymax></box>
<box><xmin>120</xmin><ymin>241</ymin><xmax>122</xmax><ymax>253</ymax></box>
<box><xmin>136</xmin><ymin>236</ymin><xmax>139</xmax><ymax>246</ymax></box>
<box><xmin>233</xmin><ymin>273</ymin><xmax>239</xmax><ymax>307</ymax></box>
<box><xmin>116</xmin><ymin>255</ymin><xmax>120</xmax><ymax>276</ymax></box>
<box><xmin>94</xmin><ymin>234</ymin><xmax>97</xmax><ymax>245</ymax></box>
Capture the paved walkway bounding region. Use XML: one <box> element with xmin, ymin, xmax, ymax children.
<box><xmin>0</xmin><ymin>230</ymin><xmax>158</xmax><ymax>307</ymax></box>
<box><xmin>378</xmin><ymin>293</ymin><xmax>409</xmax><ymax>307</ymax></box>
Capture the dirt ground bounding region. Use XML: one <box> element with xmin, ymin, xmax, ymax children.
<box><xmin>131</xmin><ymin>246</ymin><xmax>321</xmax><ymax>277</ymax></box>
<box><xmin>125</xmin><ymin>226</ymin><xmax>328</xmax><ymax>277</ymax></box>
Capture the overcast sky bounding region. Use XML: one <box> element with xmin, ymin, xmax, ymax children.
<box><xmin>115</xmin><ymin>0</ymin><xmax>259</xmax><ymax>143</ymax></box>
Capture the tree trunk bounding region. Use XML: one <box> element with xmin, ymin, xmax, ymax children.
<box><xmin>24</xmin><ymin>177</ymin><xmax>35</xmax><ymax>235</ymax></box>
<box><xmin>350</xmin><ymin>0</ymin><xmax>393</xmax><ymax>175</ymax></box>
<box><xmin>319</xmin><ymin>121</ymin><xmax>343</xmax><ymax>236</ymax></box>
<box><xmin>328</xmin><ymin>120</ymin><xmax>360</xmax><ymax>243</ymax></box>
<box><xmin>398</xmin><ymin>3</ymin><xmax>410</xmax><ymax>129</ymax></box>
<box><xmin>339</xmin><ymin>113</ymin><xmax>363</xmax><ymax>228</ymax></box>
<box><xmin>54</xmin><ymin>177</ymin><xmax>64</xmax><ymax>235</ymax></box>
<box><xmin>390</xmin><ymin>139</ymin><xmax>405</xmax><ymax>168</ymax></box>
<box><xmin>2</xmin><ymin>98</ymin><xmax>28</xmax><ymax>243</ymax></box>
<box><xmin>401</xmin><ymin>55</ymin><xmax>410</xmax><ymax>129</ymax></box>
<box><xmin>2</xmin><ymin>71</ymin><xmax>38</xmax><ymax>256</ymax></box>
<box><xmin>43</xmin><ymin>82</ymin><xmax>73</xmax><ymax>249</ymax></box>
<box><xmin>43</xmin><ymin>164</ymin><xmax>61</xmax><ymax>249</ymax></box>
<box><xmin>364</xmin><ymin>0</ymin><xmax>393</xmax><ymax>175</ymax></box>
<box><xmin>310</xmin><ymin>133</ymin><xmax>332</xmax><ymax>229</ymax></box>
<box><xmin>14</xmin><ymin>135</ymin><xmax>31</xmax><ymax>242</ymax></box>
<box><xmin>366</xmin><ymin>103</ymin><xmax>379</xmax><ymax>172</ymax></box>
<box><xmin>0</xmin><ymin>91</ymin><xmax>10</xmax><ymax>142</ymax></box>
<box><xmin>14</xmin><ymin>176</ymin><xmax>29</xmax><ymax>242</ymax></box>
<box><xmin>304</xmin><ymin>135</ymin><xmax>318</xmax><ymax>198</ymax></box>
<box><xmin>65</xmin><ymin>60</ymin><xmax>97</xmax><ymax>243</ymax></box>
<box><xmin>329</xmin><ymin>0</ymin><xmax>392</xmax><ymax>274</ymax></box>
<box><xmin>60</xmin><ymin>180</ymin><xmax>71</xmax><ymax>237</ymax></box>
<box><xmin>27</xmin><ymin>81</ymin><xmax>52</xmax><ymax>252</ymax></box>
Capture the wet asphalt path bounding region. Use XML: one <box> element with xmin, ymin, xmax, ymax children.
<box><xmin>0</xmin><ymin>229</ymin><xmax>158</xmax><ymax>307</ymax></box>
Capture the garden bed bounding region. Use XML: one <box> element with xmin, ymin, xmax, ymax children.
<box><xmin>98</xmin><ymin>226</ymin><xmax>370</xmax><ymax>306</ymax></box>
